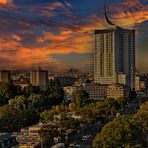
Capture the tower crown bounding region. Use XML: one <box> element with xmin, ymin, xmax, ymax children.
<box><xmin>104</xmin><ymin>4</ymin><xmax>115</xmax><ymax>26</ymax></box>
<box><xmin>104</xmin><ymin>4</ymin><xmax>122</xmax><ymax>29</ymax></box>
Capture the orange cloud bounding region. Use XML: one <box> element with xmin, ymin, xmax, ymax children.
<box><xmin>115</xmin><ymin>11</ymin><xmax>148</xmax><ymax>26</ymax></box>
<box><xmin>0</xmin><ymin>39</ymin><xmax>60</xmax><ymax>70</ymax></box>
<box><xmin>0</xmin><ymin>0</ymin><xmax>12</xmax><ymax>4</ymax></box>
<box><xmin>37</xmin><ymin>31</ymin><xmax>72</xmax><ymax>42</ymax></box>
<box><xmin>0</xmin><ymin>30</ymin><xmax>93</xmax><ymax>71</ymax></box>
<box><xmin>11</xmin><ymin>34</ymin><xmax>22</xmax><ymax>41</ymax></box>
<box><xmin>37</xmin><ymin>29</ymin><xmax>93</xmax><ymax>54</ymax></box>
<box><xmin>123</xmin><ymin>0</ymin><xmax>140</xmax><ymax>6</ymax></box>
<box><xmin>0</xmin><ymin>0</ymin><xmax>147</xmax><ymax>72</ymax></box>
<box><xmin>109</xmin><ymin>0</ymin><xmax>148</xmax><ymax>27</ymax></box>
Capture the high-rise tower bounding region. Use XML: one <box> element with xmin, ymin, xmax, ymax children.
<box><xmin>94</xmin><ymin>6</ymin><xmax>135</xmax><ymax>89</ymax></box>
<box><xmin>30</xmin><ymin>68</ymin><xmax>48</xmax><ymax>91</ymax></box>
<box><xmin>0</xmin><ymin>70</ymin><xmax>11</xmax><ymax>83</ymax></box>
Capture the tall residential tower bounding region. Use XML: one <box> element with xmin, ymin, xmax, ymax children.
<box><xmin>94</xmin><ymin>7</ymin><xmax>135</xmax><ymax>89</ymax></box>
<box><xmin>30</xmin><ymin>68</ymin><xmax>48</xmax><ymax>91</ymax></box>
<box><xmin>0</xmin><ymin>70</ymin><xmax>11</xmax><ymax>83</ymax></box>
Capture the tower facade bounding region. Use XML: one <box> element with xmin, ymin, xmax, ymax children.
<box><xmin>30</xmin><ymin>69</ymin><xmax>48</xmax><ymax>91</ymax></box>
<box><xmin>0</xmin><ymin>70</ymin><xmax>11</xmax><ymax>83</ymax></box>
<box><xmin>94</xmin><ymin>27</ymin><xmax>135</xmax><ymax>89</ymax></box>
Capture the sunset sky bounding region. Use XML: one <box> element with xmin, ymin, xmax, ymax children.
<box><xmin>0</xmin><ymin>0</ymin><xmax>148</xmax><ymax>72</ymax></box>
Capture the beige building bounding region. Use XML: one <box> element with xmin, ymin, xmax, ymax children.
<box><xmin>140</xmin><ymin>81</ymin><xmax>145</xmax><ymax>90</ymax></box>
<box><xmin>107</xmin><ymin>84</ymin><xmax>125</xmax><ymax>99</ymax></box>
<box><xmin>117</xmin><ymin>74</ymin><xmax>126</xmax><ymax>85</ymax></box>
<box><xmin>135</xmin><ymin>76</ymin><xmax>145</xmax><ymax>91</ymax></box>
<box><xmin>19</xmin><ymin>143</ymin><xmax>40</xmax><ymax>148</ymax></box>
<box><xmin>64</xmin><ymin>83</ymin><xmax>108</xmax><ymax>101</ymax></box>
<box><xmin>13</xmin><ymin>123</ymin><xmax>53</xmax><ymax>148</ymax></box>
<box><xmin>28</xmin><ymin>125</ymin><xmax>42</xmax><ymax>139</ymax></box>
<box><xmin>78</xmin><ymin>83</ymin><xmax>108</xmax><ymax>100</ymax></box>
<box><xmin>135</xmin><ymin>76</ymin><xmax>140</xmax><ymax>91</ymax></box>
<box><xmin>30</xmin><ymin>69</ymin><xmax>48</xmax><ymax>91</ymax></box>
<box><xmin>0</xmin><ymin>70</ymin><xmax>11</xmax><ymax>83</ymax></box>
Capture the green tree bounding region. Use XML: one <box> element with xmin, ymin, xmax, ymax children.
<box><xmin>0</xmin><ymin>104</ymin><xmax>39</xmax><ymax>132</ymax></box>
<box><xmin>56</xmin><ymin>114</ymin><xmax>80</xmax><ymax>130</ymax></box>
<box><xmin>0</xmin><ymin>83</ymin><xmax>22</xmax><ymax>106</ymax></box>
<box><xmin>77</xmin><ymin>105</ymin><xmax>98</xmax><ymax>124</ymax></box>
<box><xmin>117</xmin><ymin>97</ymin><xmax>127</xmax><ymax>109</ymax></box>
<box><xmin>93</xmin><ymin>116</ymin><xmax>147</xmax><ymax>148</ymax></box>
<box><xmin>139</xmin><ymin>101</ymin><xmax>148</xmax><ymax>113</ymax></box>
<box><xmin>69</xmin><ymin>102</ymin><xmax>76</xmax><ymax>111</ymax></box>
<box><xmin>104</xmin><ymin>98</ymin><xmax>120</xmax><ymax>115</ymax></box>
<box><xmin>74</xmin><ymin>90</ymin><xmax>89</xmax><ymax>107</ymax></box>
<box><xmin>23</xmin><ymin>85</ymin><xmax>40</xmax><ymax>97</ymax></box>
<box><xmin>28</xmin><ymin>94</ymin><xmax>48</xmax><ymax>111</ymax></box>
<box><xmin>93</xmin><ymin>101</ymin><xmax>148</xmax><ymax>148</ymax></box>
<box><xmin>8</xmin><ymin>95</ymin><xmax>27</xmax><ymax>110</ymax></box>
<box><xmin>132</xmin><ymin>101</ymin><xmax>148</xmax><ymax>131</ymax></box>
<box><xmin>39</xmin><ymin>125</ymin><xmax>60</xmax><ymax>147</ymax></box>
<box><xmin>40</xmin><ymin>104</ymin><xmax>69</xmax><ymax>122</ymax></box>
<box><xmin>40</xmin><ymin>109</ymin><xmax>56</xmax><ymax>121</ymax></box>
<box><xmin>47</xmin><ymin>80</ymin><xmax>64</xmax><ymax>105</ymax></box>
<box><xmin>128</xmin><ymin>89</ymin><xmax>137</xmax><ymax>102</ymax></box>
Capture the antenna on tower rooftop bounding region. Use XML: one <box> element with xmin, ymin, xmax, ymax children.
<box><xmin>104</xmin><ymin>4</ymin><xmax>116</xmax><ymax>26</ymax></box>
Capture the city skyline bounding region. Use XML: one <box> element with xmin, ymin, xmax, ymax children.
<box><xmin>0</xmin><ymin>0</ymin><xmax>148</xmax><ymax>72</ymax></box>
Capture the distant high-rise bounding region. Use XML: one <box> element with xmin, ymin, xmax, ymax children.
<box><xmin>94</xmin><ymin>7</ymin><xmax>135</xmax><ymax>89</ymax></box>
<box><xmin>30</xmin><ymin>68</ymin><xmax>48</xmax><ymax>91</ymax></box>
<box><xmin>0</xmin><ymin>70</ymin><xmax>11</xmax><ymax>83</ymax></box>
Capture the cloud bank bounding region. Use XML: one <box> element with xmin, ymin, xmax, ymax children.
<box><xmin>0</xmin><ymin>0</ymin><xmax>148</xmax><ymax>72</ymax></box>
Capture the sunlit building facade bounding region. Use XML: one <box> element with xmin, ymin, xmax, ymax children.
<box><xmin>107</xmin><ymin>84</ymin><xmax>126</xmax><ymax>99</ymax></box>
<box><xmin>0</xmin><ymin>70</ymin><xmax>11</xmax><ymax>83</ymax></box>
<box><xmin>30</xmin><ymin>69</ymin><xmax>48</xmax><ymax>91</ymax></box>
<box><xmin>94</xmin><ymin>27</ymin><xmax>135</xmax><ymax>89</ymax></box>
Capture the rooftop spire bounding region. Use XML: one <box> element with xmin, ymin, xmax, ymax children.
<box><xmin>104</xmin><ymin>4</ymin><xmax>116</xmax><ymax>26</ymax></box>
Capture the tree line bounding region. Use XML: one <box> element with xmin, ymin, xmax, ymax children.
<box><xmin>0</xmin><ymin>80</ymin><xmax>64</xmax><ymax>132</ymax></box>
<box><xmin>93</xmin><ymin>101</ymin><xmax>148</xmax><ymax>148</ymax></box>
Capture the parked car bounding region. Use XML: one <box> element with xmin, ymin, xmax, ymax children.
<box><xmin>75</xmin><ymin>144</ymin><xmax>80</xmax><ymax>148</ymax></box>
<box><xmin>82</xmin><ymin>136</ymin><xmax>87</xmax><ymax>141</ymax></box>
<box><xmin>68</xmin><ymin>143</ymin><xmax>75</xmax><ymax>148</ymax></box>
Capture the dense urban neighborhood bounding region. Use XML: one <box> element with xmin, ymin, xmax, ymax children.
<box><xmin>0</xmin><ymin>69</ymin><xmax>148</xmax><ymax>147</ymax></box>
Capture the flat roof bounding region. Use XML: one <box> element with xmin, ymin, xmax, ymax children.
<box><xmin>95</xmin><ymin>29</ymin><xmax>115</xmax><ymax>34</ymax></box>
<box><xmin>95</xmin><ymin>27</ymin><xmax>135</xmax><ymax>34</ymax></box>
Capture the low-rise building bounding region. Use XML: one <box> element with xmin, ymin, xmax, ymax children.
<box><xmin>117</xmin><ymin>74</ymin><xmax>126</xmax><ymax>85</ymax></box>
<box><xmin>19</xmin><ymin>143</ymin><xmax>40</xmax><ymax>148</ymax></box>
<box><xmin>12</xmin><ymin>123</ymin><xmax>56</xmax><ymax>148</ymax></box>
<box><xmin>140</xmin><ymin>81</ymin><xmax>145</xmax><ymax>90</ymax></box>
<box><xmin>78</xmin><ymin>83</ymin><xmax>108</xmax><ymax>100</ymax></box>
<box><xmin>13</xmin><ymin>79</ymin><xmax>30</xmax><ymax>89</ymax></box>
<box><xmin>64</xmin><ymin>83</ymin><xmax>108</xmax><ymax>101</ymax></box>
<box><xmin>28</xmin><ymin>125</ymin><xmax>43</xmax><ymax>140</ymax></box>
<box><xmin>135</xmin><ymin>76</ymin><xmax>140</xmax><ymax>91</ymax></box>
<box><xmin>107</xmin><ymin>84</ymin><xmax>126</xmax><ymax>99</ymax></box>
<box><xmin>135</xmin><ymin>76</ymin><xmax>145</xmax><ymax>91</ymax></box>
